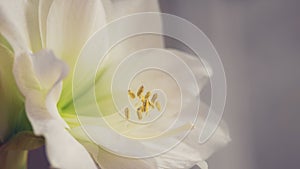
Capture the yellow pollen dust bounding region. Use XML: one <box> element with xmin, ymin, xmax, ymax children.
<box><xmin>125</xmin><ymin>85</ymin><xmax>162</xmax><ymax>120</ymax></box>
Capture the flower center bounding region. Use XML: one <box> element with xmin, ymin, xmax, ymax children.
<box><xmin>123</xmin><ymin>85</ymin><xmax>166</xmax><ymax>124</ymax></box>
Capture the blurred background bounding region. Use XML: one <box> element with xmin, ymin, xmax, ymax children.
<box><xmin>160</xmin><ymin>0</ymin><xmax>300</xmax><ymax>169</ymax></box>
<box><xmin>29</xmin><ymin>0</ymin><xmax>300</xmax><ymax>169</ymax></box>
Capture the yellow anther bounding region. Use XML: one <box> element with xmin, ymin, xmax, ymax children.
<box><xmin>141</xmin><ymin>95</ymin><xmax>145</xmax><ymax>103</ymax></box>
<box><xmin>151</xmin><ymin>93</ymin><xmax>158</xmax><ymax>103</ymax></box>
<box><xmin>127</xmin><ymin>86</ymin><xmax>163</xmax><ymax>120</ymax></box>
<box><xmin>137</xmin><ymin>107</ymin><xmax>143</xmax><ymax>120</ymax></box>
<box><xmin>143</xmin><ymin>100</ymin><xmax>150</xmax><ymax>112</ymax></box>
<box><xmin>137</xmin><ymin>85</ymin><xmax>144</xmax><ymax>98</ymax></box>
<box><xmin>128</xmin><ymin>90</ymin><xmax>135</xmax><ymax>99</ymax></box>
<box><xmin>124</xmin><ymin>107</ymin><xmax>130</xmax><ymax>120</ymax></box>
<box><xmin>155</xmin><ymin>101</ymin><xmax>161</xmax><ymax>111</ymax></box>
<box><xmin>145</xmin><ymin>91</ymin><xmax>151</xmax><ymax>99</ymax></box>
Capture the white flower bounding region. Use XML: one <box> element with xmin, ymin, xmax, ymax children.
<box><xmin>0</xmin><ymin>0</ymin><xmax>230</xmax><ymax>169</ymax></box>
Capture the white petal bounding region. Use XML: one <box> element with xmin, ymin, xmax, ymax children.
<box><xmin>44</xmin><ymin>120</ymin><xmax>98</xmax><ymax>169</ymax></box>
<box><xmin>100</xmin><ymin>0</ymin><xmax>164</xmax><ymax>58</ymax></box>
<box><xmin>71</xmin><ymin>127</ymin><xmax>157</xmax><ymax>169</ymax></box>
<box><xmin>68</xmin><ymin>103</ymin><xmax>228</xmax><ymax>169</ymax></box>
<box><xmin>13</xmin><ymin>50</ymin><xmax>97</xmax><ymax>169</ymax></box>
<box><xmin>167</xmin><ymin>49</ymin><xmax>212</xmax><ymax>88</ymax></box>
<box><xmin>24</xmin><ymin>0</ymin><xmax>42</xmax><ymax>53</ymax></box>
<box><xmin>69</xmin><ymin>103</ymin><xmax>229</xmax><ymax>169</ymax></box>
<box><xmin>0</xmin><ymin>0</ymin><xmax>44</xmax><ymax>53</ymax></box>
<box><xmin>90</xmin><ymin>0</ymin><xmax>164</xmax><ymax>103</ymax></box>
<box><xmin>153</xmin><ymin>103</ymin><xmax>230</xmax><ymax>169</ymax></box>
<box><xmin>102</xmin><ymin>0</ymin><xmax>165</xmax><ymax>52</ymax></box>
<box><xmin>102</xmin><ymin>0</ymin><xmax>161</xmax><ymax>20</ymax></box>
<box><xmin>0</xmin><ymin>1</ymin><xmax>28</xmax><ymax>54</ymax></box>
<box><xmin>46</xmin><ymin>0</ymin><xmax>106</xmax><ymax>65</ymax></box>
<box><xmin>95</xmin><ymin>146</ymin><xmax>157</xmax><ymax>169</ymax></box>
<box><xmin>101</xmin><ymin>0</ymin><xmax>165</xmax><ymax>53</ymax></box>
<box><xmin>197</xmin><ymin>161</ymin><xmax>208</xmax><ymax>169</ymax></box>
<box><xmin>38</xmin><ymin>0</ymin><xmax>54</xmax><ymax>48</ymax></box>
<box><xmin>46</xmin><ymin>0</ymin><xmax>106</xmax><ymax>109</ymax></box>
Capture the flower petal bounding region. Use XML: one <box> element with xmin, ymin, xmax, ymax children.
<box><xmin>98</xmin><ymin>0</ymin><xmax>164</xmax><ymax>62</ymax></box>
<box><xmin>13</xmin><ymin>50</ymin><xmax>68</xmax><ymax>130</ymax></box>
<box><xmin>69</xmin><ymin>102</ymin><xmax>229</xmax><ymax>169</ymax></box>
<box><xmin>196</xmin><ymin>161</ymin><xmax>208</xmax><ymax>169</ymax></box>
<box><xmin>150</xmin><ymin>103</ymin><xmax>230</xmax><ymax>169</ymax></box>
<box><xmin>167</xmin><ymin>49</ymin><xmax>212</xmax><ymax>89</ymax></box>
<box><xmin>0</xmin><ymin>0</ymin><xmax>44</xmax><ymax>53</ymax></box>
<box><xmin>46</xmin><ymin>0</ymin><xmax>106</xmax><ymax>110</ymax></box>
<box><xmin>92</xmin><ymin>145</ymin><xmax>157</xmax><ymax>169</ymax></box>
<box><xmin>102</xmin><ymin>0</ymin><xmax>162</xmax><ymax>20</ymax></box>
<box><xmin>67</xmin><ymin>102</ymin><xmax>228</xmax><ymax>169</ymax></box>
<box><xmin>46</xmin><ymin>0</ymin><xmax>106</xmax><ymax>65</ymax></box>
<box><xmin>13</xmin><ymin>50</ymin><xmax>97</xmax><ymax>169</ymax></box>
<box><xmin>24</xmin><ymin>0</ymin><xmax>42</xmax><ymax>53</ymax></box>
<box><xmin>70</xmin><ymin>127</ymin><xmax>157</xmax><ymax>169</ymax></box>
<box><xmin>0</xmin><ymin>32</ymin><xmax>13</xmax><ymax>52</ymax></box>
<box><xmin>38</xmin><ymin>0</ymin><xmax>54</xmax><ymax>48</ymax></box>
<box><xmin>44</xmin><ymin>120</ymin><xmax>98</xmax><ymax>169</ymax></box>
<box><xmin>0</xmin><ymin>1</ymin><xmax>27</xmax><ymax>54</ymax></box>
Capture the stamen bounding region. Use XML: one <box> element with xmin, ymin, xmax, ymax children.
<box><xmin>151</xmin><ymin>93</ymin><xmax>158</xmax><ymax>103</ymax></box>
<box><xmin>145</xmin><ymin>91</ymin><xmax>151</xmax><ymax>99</ymax></box>
<box><xmin>137</xmin><ymin>107</ymin><xmax>143</xmax><ymax>120</ymax></box>
<box><xmin>124</xmin><ymin>107</ymin><xmax>130</xmax><ymax>120</ymax></box>
<box><xmin>143</xmin><ymin>100</ymin><xmax>150</xmax><ymax>112</ymax></box>
<box><xmin>128</xmin><ymin>90</ymin><xmax>136</xmax><ymax>99</ymax></box>
<box><xmin>137</xmin><ymin>85</ymin><xmax>144</xmax><ymax>98</ymax></box>
<box><xmin>140</xmin><ymin>95</ymin><xmax>145</xmax><ymax>103</ymax></box>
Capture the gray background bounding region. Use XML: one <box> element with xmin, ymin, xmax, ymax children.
<box><xmin>160</xmin><ymin>0</ymin><xmax>300</xmax><ymax>169</ymax></box>
<box><xmin>29</xmin><ymin>1</ymin><xmax>300</xmax><ymax>169</ymax></box>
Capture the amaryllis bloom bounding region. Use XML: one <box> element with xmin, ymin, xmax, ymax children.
<box><xmin>0</xmin><ymin>0</ymin><xmax>230</xmax><ymax>169</ymax></box>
